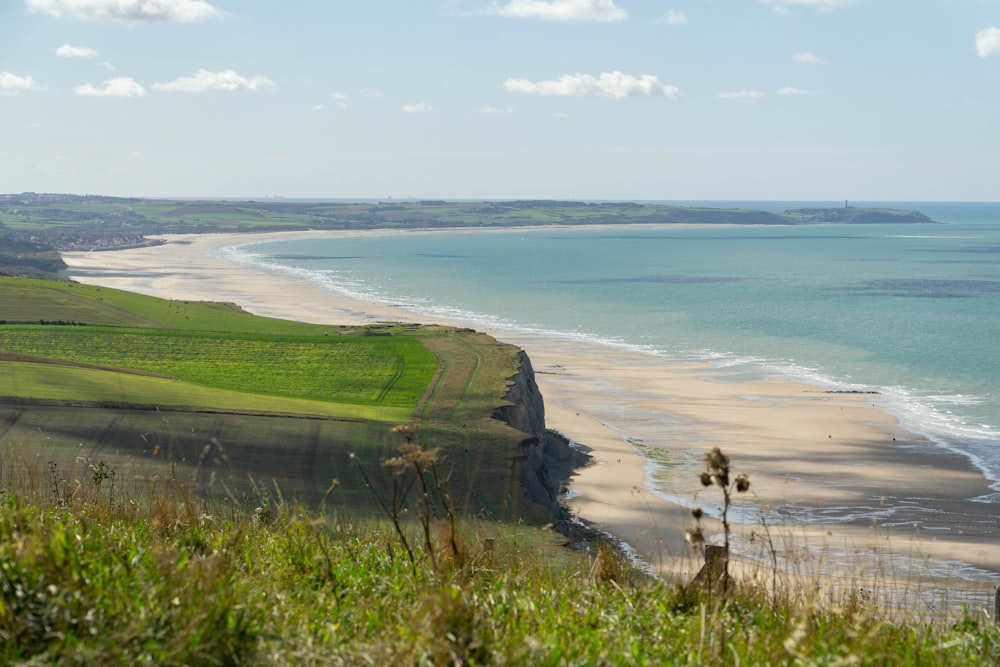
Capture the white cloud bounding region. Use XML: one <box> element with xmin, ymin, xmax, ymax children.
<box><xmin>976</xmin><ymin>27</ymin><xmax>1000</xmax><ymax>58</ymax></box>
<box><xmin>56</xmin><ymin>44</ymin><xmax>97</xmax><ymax>58</ymax></box>
<box><xmin>402</xmin><ymin>102</ymin><xmax>433</xmax><ymax>113</ymax></box>
<box><xmin>661</xmin><ymin>10</ymin><xmax>686</xmax><ymax>26</ymax></box>
<box><xmin>490</xmin><ymin>0</ymin><xmax>626</xmax><ymax>22</ymax></box>
<box><xmin>793</xmin><ymin>51</ymin><xmax>827</xmax><ymax>65</ymax></box>
<box><xmin>503</xmin><ymin>71</ymin><xmax>679</xmax><ymax>99</ymax></box>
<box><xmin>26</xmin><ymin>0</ymin><xmax>223</xmax><ymax>22</ymax></box>
<box><xmin>0</xmin><ymin>71</ymin><xmax>43</xmax><ymax>93</ymax></box>
<box><xmin>331</xmin><ymin>91</ymin><xmax>348</xmax><ymax>109</ymax></box>
<box><xmin>760</xmin><ymin>0</ymin><xmax>853</xmax><ymax>13</ymax></box>
<box><xmin>717</xmin><ymin>89</ymin><xmax>765</xmax><ymax>101</ymax></box>
<box><xmin>480</xmin><ymin>104</ymin><xmax>513</xmax><ymax>114</ymax></box>
<box><xmin>75</xmin><ymin>76</ymin><xmax>146</xmax><ymax>97</ymax></box>
<box><xmin>152</xmin><ymin>69</ymin><xmax>275</xmax><ymax>92</ymax></box>
<box><xmin>776</xmin><ymin>86</ymin><xmax>818</xmax><ymax>96</ymax></box>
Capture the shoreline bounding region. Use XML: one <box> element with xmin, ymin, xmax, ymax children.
<box><xmin>61</xmin><ymin>229</ymin><xmax>1000</xmax><ymax>599</ymax></box>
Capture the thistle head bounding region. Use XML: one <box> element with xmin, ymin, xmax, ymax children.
<box><xmin>684</xmin><ymin>527</ymin><xmax>706</xmax><ymax>546</ymax></box>
<box><xmin>704</xmin><ymin>447</ymin><xmax>730</xmax><ymax>474</ymax></box>
<box><xmin>390</xmin><ymin>423</ymin><xmax>420</xmax><ymax>443</ymax></box>
<box><xmin>381</xmin><ymin>456</ymin><xmax>408</xmax><ymax>475</ymax></box>
<box><xmin>699</xmin><ymin>447</ymin><xmax>744</xmax><ymax>489</ymax></box>
<box><xmin>382</xmin><ymin>430</ymin><xmax>442</xmax><ymax>473</ymax></box>
<box><xmin>735</xmin><ymin>474</ymin><xmax>750</xmax><ymax>493</ymax></box>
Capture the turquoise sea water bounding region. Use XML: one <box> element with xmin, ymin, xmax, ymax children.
<box><xmin>221</xmin><ymin>202</ymin><xmax>1000</xmax><ymax>506</ymax></box>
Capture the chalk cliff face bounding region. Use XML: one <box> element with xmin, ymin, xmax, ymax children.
<box><xmin>494</xmin><ymin>350</ymin><xmax>584</xmax><ymax>514</ymax></box>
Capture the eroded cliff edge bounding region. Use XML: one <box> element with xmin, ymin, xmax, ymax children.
<box><xmin>494</xmin><ymin>350</ymin><xmax>589</xmax><ymax>515</ymax></box>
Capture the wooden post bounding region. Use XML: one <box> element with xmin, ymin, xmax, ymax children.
<box><xmin>690</xmin><ymin>544</ymin><xmax>730</xmax><ymax>594</ymax></box>
<box><xmin>994</xmin><ymin>587</ymin><xmax>999</xmax><ymax>625</ymax></box>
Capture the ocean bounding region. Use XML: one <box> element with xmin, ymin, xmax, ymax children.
<box><xmin>219</xmin><ymin>201</ymin><xmax>1000</xmax><ymax>509</ymax></box>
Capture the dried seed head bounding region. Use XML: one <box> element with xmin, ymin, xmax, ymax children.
<box><xmin>684</xmin><ymin>527</ymin><xmax>705</xmax><ymax>546</ymax></box>
<box><xmin>381</xmin><ymin>456</ymin><xmax>407</xmax><ymax>474</ymax></box>
<box><xmin>704</xmin><ymin>447</ymin><xmax>730</xmax><ymax>473</ymax></box>
<box><xmin>699</xmin><ymin>472</ymin><xmax>713</xmax><ymax>487</ymax></box>
<box><xmin>714</xmin><ymin>472</ymin><xmax>730</xmax><ymax>488</ymax></box>
<box><xmin>397</xmin><ymin>442</ymin><xmax>421</xmax><ymax>459</ymax></box>
<box><xmin>414</xmin><ymin>446</ymin><xmax>442</xmax><ymax>467</ymax></box>
<box><xmin>735</xmin><ymin>474</ymin><xmax>750</xmax><ymax>493</ymax></box>
<box><xmin>390</xmin><ymin>423</ymin><xmax>420</xmax><ymax>442</ymax></box>
<box><xmin>384</xmin><ymin>439</ymin><xmax>442</xmax><ymax>473</ymax></box>
<box><xmin>691</xmin><ymin>507</ymin><xmax>703</xmax><ymax>520</ymax></box>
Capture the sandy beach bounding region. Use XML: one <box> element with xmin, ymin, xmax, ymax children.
<box><xmin>61</xmin><ymin>230</ymin><xmax>1000</xmax><ymax>605</ymax></box>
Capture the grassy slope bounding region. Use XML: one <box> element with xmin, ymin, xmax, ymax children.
<box><xmin>0</xmin><ymin>327</ymin><xmax>434</xmax><ymax>407</ymax></box>
<box><xmin>1</xmin><ymin>485</ymin><xmax>996</xmax><ymax>666</ymax></box>
<box><xmin>0</xmin><ymin>278</ymin><xmax>330</xmax><ymax>331</ymax></box>
<box><xmin>0</xmin><ymin>279</ymin><xmax>435</xmax><ymax>414</ymax></box>
<box><xmin>0</xmin><ymin>358</ymin><xmax>409</xmax><ymax>420</ymax></box>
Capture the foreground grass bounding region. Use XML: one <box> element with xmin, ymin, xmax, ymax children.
<box><xmin>2</xmin><ymin>482</ymin><xmax>997</xmax><ymax>666</ymax></box>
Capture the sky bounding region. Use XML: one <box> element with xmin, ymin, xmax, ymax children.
<box><xmin>1</xmin><ymin>0</ymin><xmax>999</xmax><ymax>201</ymax></box>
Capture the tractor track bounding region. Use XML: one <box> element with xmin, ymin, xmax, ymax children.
<box><xmin>300</xmin><ymin>421</ymin><xmax>321</xmax><ymax>507</ymax></box>
<box><xmin>0</xmin><ymin>409</ymin><xmax>23</xmax><ymax>439</ymax></box>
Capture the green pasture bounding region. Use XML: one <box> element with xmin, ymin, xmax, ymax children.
<box><xmin>0</xmin><ymin>277</ymin><xmax>331</xmax><ymax>333</ymax></box>
<box><xmin>0</xmin><ymin>326</ymin><xmax>436</xmax><ymax>407</ymax></box>
<box><xmin>0</xmin><ymin>360</ymin><xmax>411</xmax><ymax>421</ymax></box>
<box><xmin>158</xmin><ymin>205</ymin><xmax>315</xmax><ymax>227</ymax></box>
<box><xmin>1</xmin><ymin>279</ymin><xmax>161</xmax><ymax>327</ymax></box>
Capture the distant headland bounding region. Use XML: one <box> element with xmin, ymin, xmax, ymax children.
<box><xmin>0</xmin><ymin>193</ymin><xmax>937</xmax><ymax>279</ymax></box>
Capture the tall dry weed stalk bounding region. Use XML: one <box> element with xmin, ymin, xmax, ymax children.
<box><xmin>355</xmin><ymin>424</ymin><xmax>462</xmax><ymax>570</ymax></box>
<box><xmin>593</xmin><ymin>541</ymin><xmax>629</xmax><ymax>585</ymax></box>
<box><xmin>686</xmin><ymin>447</ymin><xmax>751</xmax><ymax>587</ymax></box>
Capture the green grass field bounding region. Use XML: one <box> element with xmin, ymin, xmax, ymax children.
<box><xmin>0</xmin><ymin>278</ymin><xmax>334</xmax><ymax>332</ymax></box>
<box><xmin>0</xmin><ymin>359</ymin><xmax>412</xmax><ymax>420</ymax></box>
<box><xmin>0</xmin><ymin>326</ymin><xmax>435</xmax><ymax>407</ymax></box>
<box><xmin>1</xmin><ymin>278</ymin><xmax>437</xmax><ymax>409</ymax></box>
